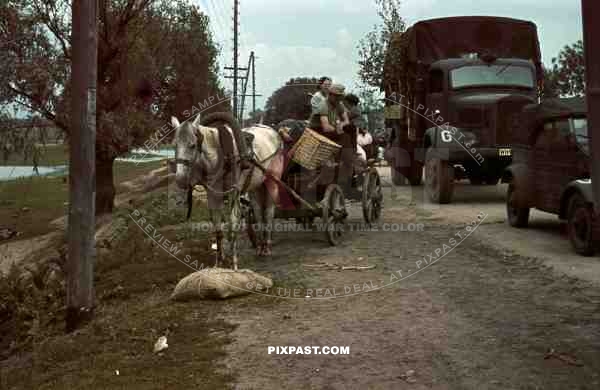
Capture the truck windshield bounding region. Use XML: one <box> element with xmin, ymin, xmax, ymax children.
<box><xmin>450</xmin><ymin>65</ymin><xmax>534</xmax><ymax>89</ymax></box>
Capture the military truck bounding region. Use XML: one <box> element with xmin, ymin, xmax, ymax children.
<box><xmin>383</xmin><ymin>16</ymin><xmax>543</xmax><ymax>203</ymax></box>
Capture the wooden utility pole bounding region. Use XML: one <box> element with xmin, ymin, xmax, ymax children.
<box><xmin>582</xmin><ymin>0</ymin><xmax>600</xmax><ymax>207</ymax></box>
<box><xmin>67</xmin><ymin>0</ymin><xmax>97</xmax><ymax>333</ymax></box>
<box><xmin>232</xmin><ymin>0</ymin><xmax>239</xmax><ymax>120</ymax></box>
<box><xmin>251</xmin><ymin>51</ymin><xmax>256</xmax><ymax>114</ymax></box>
<box><xmin>238</xmin><ymin>52</ymin><xmax>262</xmax><ymax>123</ymax></box>
<box><xmin>239</xmin><ymin>52</ymin><xmax>253</xmax><ymax>121</ymax></box>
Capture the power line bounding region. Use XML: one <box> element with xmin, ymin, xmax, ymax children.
<box><xmin>199</xmin><ymin>0</ymin><xmax>231</xmax><ymax>91</ymax></box>
<box><xmin>205</xmin><ymin>0</ymin><xmax>229</xmax><ymax>53</ymax></box>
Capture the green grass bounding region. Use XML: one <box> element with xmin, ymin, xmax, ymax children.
<box><xmin>0</xmin><ymin>175</ymin><xmax>68</xmax><ymax>239</ymax></box>
<box><xmin>0</xmin><ymin>159</ymin><xmax>165</xmax><ymax>241</ymax></box>
<box><xmin>114</xmin><ymin>160</ymin><xmax>165</xmax><ymax>191</ymax></box>
<box><xmin>0</xmin><ymin>195</ymin><xmax>236</xmax><ymax>389</ymax></box>
<box><xmin>2</xmin><ymin>144</ymin><xmax>69</xmax><ymax>166</ymax></box>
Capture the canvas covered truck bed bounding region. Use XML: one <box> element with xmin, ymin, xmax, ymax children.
<box><xmin>384</xmin><ymin>16</ymin><xmax>542</xmax><ymax>94</ymax></box>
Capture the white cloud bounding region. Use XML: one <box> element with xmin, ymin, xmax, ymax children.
<box><xmin>234</xmin><ymin>38</ymin><xmax>361</xmax><ymax>114</ymax></box>
<box><xmin>336</xmin><ymin>28</ymin><xmax>353</xmax><ymax>52</ymax></box>
<box><xmin>227</xmin><ymin>0</ymin><xmax>582</xmax><ymax>112</ymax></box>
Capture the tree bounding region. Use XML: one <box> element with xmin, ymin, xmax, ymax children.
<box><xmin>540</xmin><ymin>66</ymin><xmax>560</xmax><ymax>99</ymax></box>
<box><xmin>356</xmin><ymin>85</ymin><xmax>384</xmax><ymax>132</ymax></box>
<box><xmin>1</xmin><ymin>0</ymin><xmax>224</xmax><ymax>214</ymax></box>
<box><xmin>263</xmin><ymin>77</ymin><xmax>320</xmax><ymax>125</ymax></box>
<box><xmin>357</xmin><ymin>0</ymin><xmax>405</xmax><ymax>90</ymax></box>
<box><xmin>551</xmin><ymin>40</ymin><xmax>585</xmax><ymax>97</ymax></box>
<box><xmin>245</xmin><ymin>108</ymin><xmax>264</xmax><ymax>126</ymax></box>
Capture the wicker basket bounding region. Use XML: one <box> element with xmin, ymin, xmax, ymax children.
<box><xmin>289</xmin><ymin>128</ymin><xmax>341</xmax><ymax>170</ymax></box>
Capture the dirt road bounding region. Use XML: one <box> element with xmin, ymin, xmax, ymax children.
<box><xmin>216</xmin><ymin>168</ymin><xmax>600</xmax><ymax>389</ymax></box>
<box><xmin>4</xmin><ymin>167</ymin><xmax>599</xmax><ymax>389</ymax></box>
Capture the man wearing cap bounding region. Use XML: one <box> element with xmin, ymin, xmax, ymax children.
<box><xmin>308</xmin><ymin>83</ymin><xmax>349</xmax><ymax>136</ymax></box>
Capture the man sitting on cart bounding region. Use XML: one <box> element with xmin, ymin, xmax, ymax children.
<box><xmin>307</xmin><ymin>83</ymin><xmax>357</xmax><ymax>195</ymax></box>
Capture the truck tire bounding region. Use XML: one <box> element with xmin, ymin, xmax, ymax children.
<box><xmin>425</xmin><ymin>148</ymin><xmax>453</xmax><ymax>204</ymax></box>
<box><xmin>567</xmin><ymin>193</ymin><xmax>595</xmax><ymax>256</ymax></box>
<box><xmin>506</xmin><ymin>184</ymin><xmax>529</xmax><ymax>228</ymax></box>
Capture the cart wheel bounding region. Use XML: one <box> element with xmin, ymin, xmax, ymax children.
<box><xmin>362</xmin><ymin>168</ymin><xmax>382</xmax><ymax>224</ymax></box>
<box><xmin>322</xmin><ymin>184</ymin><xmax>347</xmax><ymax>246</ymax></box>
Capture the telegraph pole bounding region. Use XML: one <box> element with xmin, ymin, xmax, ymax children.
<box><xmin>224</xmin><ymin>2</ymin><xmax>261</xmax><ymax>123</ymax></box>
<box><xmin>232</xmin><ymin>0</ymin><xmax>239</xmax><ymax>119</ymax></box>
<box><xmin>239</xmin><ymin>53</ymin><xmax>252</xmax><ymax>121</ymax></box>
<box><xmin>252</xmin><ymin>51</ymin><xmax>256</xmax><ymax>114</ymax></box>
<box><xmin>239</xmin><ymin>52</ymin><xmax>262</xmax><ymax>124</ymax></box>
<box><xmin>67</xmin><ymin>0</ymin><xmax>97</xmax><ymax>332</ymax></box>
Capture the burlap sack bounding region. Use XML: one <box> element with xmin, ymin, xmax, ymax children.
<box><xmin>170</xmin><ymin>268</ymin><xmax>273</xmax><ymax>300</ymax></box>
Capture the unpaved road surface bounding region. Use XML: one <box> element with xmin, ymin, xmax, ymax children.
<box><xmin>213</xmin><ymin>168</ymin><xmax>600</xmax><ymax>389</ymax></box>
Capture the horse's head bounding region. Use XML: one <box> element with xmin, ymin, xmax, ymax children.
<box><xmin>172</xmin><ymin>115</ymin><xmax>203</xmax><ymax>190</ymax></box>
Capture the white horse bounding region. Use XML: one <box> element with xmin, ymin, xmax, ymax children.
<box><xmin>172</xmin><ymin>112</ymin><xmax>284</xmax><ymax>270</ymax></box>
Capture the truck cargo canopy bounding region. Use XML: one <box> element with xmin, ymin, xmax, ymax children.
<box><xmin>383</xmin><ymin>16</ymin><xmax>542</xmax><ymax>92</ymax></box>
<box><xmin>405</xmin><ymin>16</ymin><xmax>541</xmax><ymax>66</ymax></box>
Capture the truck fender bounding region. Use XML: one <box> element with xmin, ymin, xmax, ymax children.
<box><xmin>559</xmin><ymin>179</ymin><xmax>595</xmax><ymax>220</ymax></box>
<box><xmin>502</xmin><ymin>163</ymin><xmax>531</xmax><ymax>207</ymax></box>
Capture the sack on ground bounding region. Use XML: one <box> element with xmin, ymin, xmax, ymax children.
<box><xmin>170</xmin><ymin>268</ymin><xmax>273</xmax><ymax>300</ymax></box>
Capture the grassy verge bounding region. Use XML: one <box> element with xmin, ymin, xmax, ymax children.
<box><xmin>0</xmin><ymin>160</ymin><xmax>164</xmax><ymax>241</ymax></box>
<box><xmin>2</xmin><ymin>144</ymin><xmax>69</xmax><ymax>166</ymax></box>
<box><xmin>1</xmin><ymin>192</ymin><xmax>238</xmax><ymax>389</ymax></box>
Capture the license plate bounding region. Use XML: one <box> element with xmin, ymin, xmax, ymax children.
<box><xmin>498</xmin><ymin>148</ymin><xmax>512</xmax><ymax>157</ymax></box>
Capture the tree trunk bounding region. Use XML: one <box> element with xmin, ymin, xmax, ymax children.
<box><xmin>95</xmin><ymin>155</ymin><xmax>115</xmax><ymax>215</ymax></box>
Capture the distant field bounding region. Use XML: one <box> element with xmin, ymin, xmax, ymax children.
<box><xmin>0</xmin><ymin>159</ymin><xmax>164</xmax><ymax>240</ymax></box>
<box><xmin>2</xmin><ymin>143</ymin><xmax>176</xmax><ymax>166</ymax></box>
<box><xmin>2</xmin><ymin>143</ymin><xmax>69</xmax><ymax>166</ymax></box>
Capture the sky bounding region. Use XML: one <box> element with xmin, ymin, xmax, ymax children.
<box><xmin>196</xmin><ymin>0</ymin><xmax>584</xmax><ymax>116</ymax></box>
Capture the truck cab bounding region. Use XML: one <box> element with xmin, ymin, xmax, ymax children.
<box><xmin>423</xmin><ymin>58</ymin><xmax>537</xmax><ymax>185</ymax></box>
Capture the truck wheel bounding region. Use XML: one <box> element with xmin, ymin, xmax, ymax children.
<box><xmin>506</xmin><ymin>184</ymin><xmax>529</xmax><ymax>228</ymax></box>
<box><xmin>567</xmin><ymin>193</ymin><xmax>595</xmax><ymax>256</ymax></box>
<box><xmin>425</xmin><ymin>148</ymin><xmax>453</xmax><ymax>204</ymax></box>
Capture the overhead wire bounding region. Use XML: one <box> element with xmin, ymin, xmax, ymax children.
<box><xmin>197</xmin><ymin>0</ymin><xmax>230</xmax><ymax>87</ymax></box>
<box><xmin>207</xmin><ymin>0</ymin><xmax>233</xmax><ymax>91</ymax></box>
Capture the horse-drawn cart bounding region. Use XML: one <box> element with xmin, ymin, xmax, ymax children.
<box><xmin>242</xmin><ymin>127</ymin><xmax>384</xmax><ymax>246</ymax></box>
